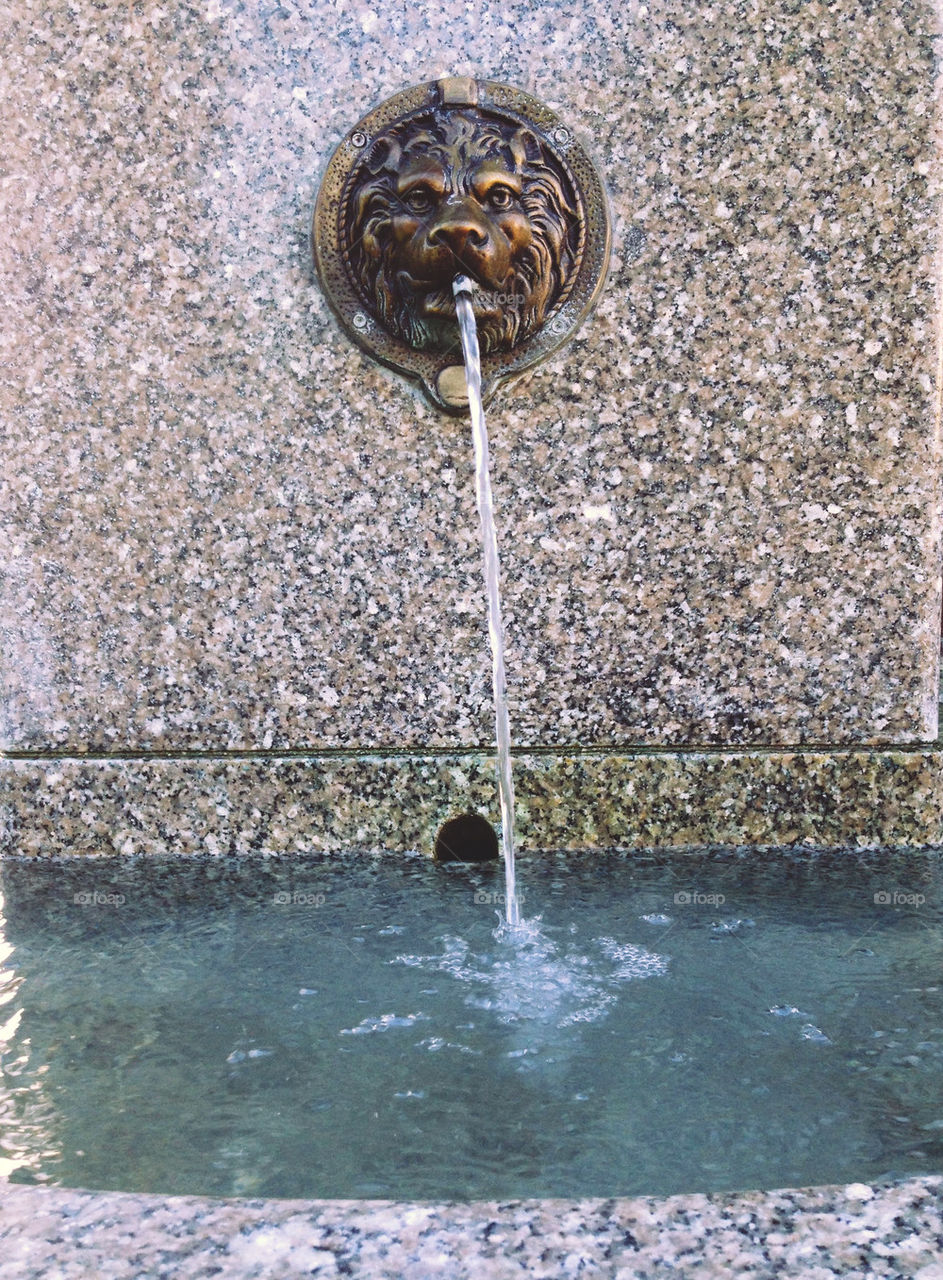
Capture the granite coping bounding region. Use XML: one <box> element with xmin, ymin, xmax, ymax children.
<box><xmin>0</xmin><ymin>1178</ymin><xmax>941</xmax><ymax>1278</ymax></box>
<box><xmin>3</xmin><ymin>745</ymin><xmax>943</xmax><ymax>857</ymax></box>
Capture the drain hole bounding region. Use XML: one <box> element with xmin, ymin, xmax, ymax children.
<box><xmin>433</xmin><ymin>812</ymin><xmax>499</xmax><ymax>863</ymax></box>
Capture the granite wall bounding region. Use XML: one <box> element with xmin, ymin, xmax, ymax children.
<box><xmin>1</xmin><ymin>0</ymin><xmax>942</xmax><ymax>853</ymax></box>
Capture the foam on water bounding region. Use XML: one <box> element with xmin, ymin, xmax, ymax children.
<box><xmin>394</xmin><ymin>921</ymin><xmax>667</xmax><ymax>1030</ymax></box>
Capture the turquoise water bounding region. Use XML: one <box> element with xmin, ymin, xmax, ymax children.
<box><xmin>1</xmin><ymin>850</ymin><xmax>941</xmax><ymax>1199</ymax></box>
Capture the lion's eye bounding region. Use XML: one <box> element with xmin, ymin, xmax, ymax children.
<box><xmin>403</xmin><ymin>189</ymin><xmax>435</xmax><ymax>215</ymax></box>
<box><xmin>487</xmin><ymin>186</ymin><xmax>515</xmax><ymax>210</ymax></box>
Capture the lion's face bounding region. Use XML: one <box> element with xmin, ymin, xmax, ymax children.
<box><xmin>342</xmin><ymin>113</ymin><xmax>581</xmax><ymax>355</ymax></box>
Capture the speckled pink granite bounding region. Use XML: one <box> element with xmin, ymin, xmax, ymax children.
<box><xmin>3</xmin><ymin>747</ymin><xmax>943</xmax><ymax>857</ymax></box>
<box><xmin>1</xmin><ymin>1180</ymin><xmax>941</xmax><ymax>1279</ymax></box>
<box><xmin>0</xmin><ymin>0</ymin><xmax>940</xmax><ymax>755</ymax></box>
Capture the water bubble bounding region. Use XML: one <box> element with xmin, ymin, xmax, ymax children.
<box><xmin>710</xmin><ymin>918</ymin><xmax>756</xmax><ymax>936</ymax></box>
<box><xmin>597</xmin><ymin>938</ymin><xmax>670</xmax><ymax>980</ymax></box>
<box><xmin>226</xmin><ymin>1046</ymin><xmax>274</xmax><ymax>1063</ymax></box>
<box><xmin>415</xmin><ymin>1036</ymin><xmax>480</xmax><ymax>1056</ymax></box>
<box><xmin>800</xmin><ymin>1023</ymin><xmax>831</xmax><ymax>1044</ymax></box>
<box><xmin>340</xmin><ymin>1012</ymin><xmax>430</xmax><ymax>1036</ymax></box>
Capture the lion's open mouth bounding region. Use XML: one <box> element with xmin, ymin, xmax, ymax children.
<box><xmin>397</xmin><ymin>273</ymin><xmax>504</xmax><ymax>319</ymax></box>
<box><xmin>410</xmin><ymin>283</ymin><xmax>458</xmax><ymax>316</ymax></box>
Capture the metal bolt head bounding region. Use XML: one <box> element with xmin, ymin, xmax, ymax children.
<box><xmin>552</xmin><ymin>127</ymin><xmax>570</xmax><ymax>146</ymax></box>
<box><xmin>350</xmin><ymin>131</ymin><xmax>368</xmax><ymax>148</ymax></box>
<box><xmin>352</xmin><ymin>311</ymin><xmax>369</xmax><ymax>330</ymax></box>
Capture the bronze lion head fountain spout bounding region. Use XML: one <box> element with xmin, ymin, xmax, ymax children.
<box><xmin>313</xmin><ymin>77</ymin><xmax>610</xmax><ymax>412</ymax></box>
<box><xmin>345</xmin><ymin>108</ymin><xmax>580</xmax><ymax>355</ymax></box>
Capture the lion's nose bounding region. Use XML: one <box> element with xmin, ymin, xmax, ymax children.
<box><xmin>427</xmin><ymin>211</ymin><xmax>489</xmax><ymax>255</ymax></box>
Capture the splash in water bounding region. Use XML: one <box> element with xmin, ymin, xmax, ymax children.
<box><xmin>393</xmin><ymin>925</ymin><xmax>669</xmax><ymax>1072</ymax></box>
<box><xmin>453</xmin><ymin>275</ymin><xmax>520</xmax><ymax>930</ymax></box>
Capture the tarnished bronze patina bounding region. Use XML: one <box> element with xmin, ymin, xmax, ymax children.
<box><xmin>313</xmin><ymin>78</ymin><xmax>610</xmax><ymax>412</ymax></box>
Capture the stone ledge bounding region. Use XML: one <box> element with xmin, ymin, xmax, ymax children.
<box><xmin>0</xmin><ymin>1178</ymin><xmax>940</xmax><ymax>1279</ymax></box>
<box><xmin>2</xmin><ymin>749</ymin><xmax>942</xmax><ymax>856</ymax></box>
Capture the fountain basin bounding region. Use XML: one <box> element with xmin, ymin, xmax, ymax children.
<box><xmin>2</xmin><ymin>847</ymin><xmax>943</xmax><ymax>1275</ymax></box>
<box><xmin>4</xmin><ymin>847</ymin><xmax>943</xmax><ymax>1200</ymax></box>
<box><xmin>2</xmin><ymin>0</ymin><xmax>942</xmax><ymax>1270</ymax></box>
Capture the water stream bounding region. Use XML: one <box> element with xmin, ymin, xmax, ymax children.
<box><xmin>452</xmin><ymin>275</ymin><xmax>520</xmax><ymax>928</ymax></box>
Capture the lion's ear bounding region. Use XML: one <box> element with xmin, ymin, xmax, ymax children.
<box><xmin>365</xmin><ymin>136</ymin><xmax>401</xmax><ymax>174</ymax></box>
<box><xmin>509</xmin><ymin>127</ymin><xmax>542</xmax><ymax>168</ymax></box>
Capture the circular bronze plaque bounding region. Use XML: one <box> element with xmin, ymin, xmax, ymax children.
<box><xmin>312</xmin><ymin>77</ymin><xmax>611</xmax><ymax>413</ymax></box>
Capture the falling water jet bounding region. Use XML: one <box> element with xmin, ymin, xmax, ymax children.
<box><xmin>452</xmin><ymin>274</ymin><xmax>521</xmax><ymax>930</ymax></box>
<box><xmin>312</xmin><ymin>78</ymin><xmax>609</xmax><ymax>920</ymax></box>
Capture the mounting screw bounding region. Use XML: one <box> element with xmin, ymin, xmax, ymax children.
<box><xmin>351</xmin><ymin>131</ymin><xmax>368</xmax><ymax>148</ymax></box>
<box><xmin>352</xmin><ymin>311</ymin><xmax>369</xmax><ymax>329</ymax></box>
<box><xmin>548</xmin><ymin>314</ymin><xmax>568</xmax><ymax>335</ymax></box>
<box><xmin>552</xmin><ymin>127</ymin><xmax>570</xmax><ymax>146</ymax></box>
